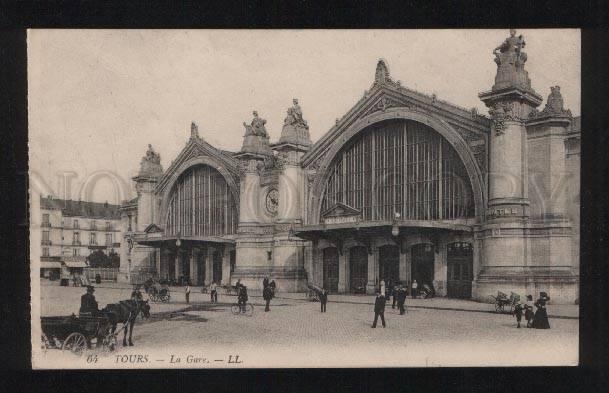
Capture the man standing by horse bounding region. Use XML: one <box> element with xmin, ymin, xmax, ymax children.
<box><xmin>79</xmin><ymin>285</ymin><xmax>99</xmax><ymax>316</ymax></box>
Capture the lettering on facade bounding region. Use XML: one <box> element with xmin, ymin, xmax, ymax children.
<box><xmin>323</xmin><ymin>215</ymin><xmax>360</xmax><ymax>225</ymax></box>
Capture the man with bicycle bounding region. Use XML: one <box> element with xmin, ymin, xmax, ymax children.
<box><xmin>238</xmin><ymin>285</ymin><xmax>249</xmax><ymax>313</ymax></box>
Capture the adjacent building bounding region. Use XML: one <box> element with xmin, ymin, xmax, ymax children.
<box><xmin>119</xmin><ymin>31</ymin><xmax>580</xmax><ymax>303</ymax></box>
<box><xmin>39</xmin><ymin>196</ymin><xmax>121</xmax><ymax>280</ymax></box>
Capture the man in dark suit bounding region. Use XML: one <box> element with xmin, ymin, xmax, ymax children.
<box><xmin>79</xmin><ymin>285</ymin><xmax>99</xmax><ymax>316</ymax></box>
<box><xmin>263</xmin><ymin>285</ymin><xmax>273</xmax><ymax>312</ymax></box>
<box><xmin>371</xmin><ymin>291</ymin><xmax>386</xmax><ymax>328</ymax></box>
<box><xmin>319</xmin><ymin>289</ymin><xmax>328</xmax><ymax>313</ymax></box>
<box><xmin>397</xmin><ymin>285</ymin><xmax>407</xmax><ymax>315</ymax></box>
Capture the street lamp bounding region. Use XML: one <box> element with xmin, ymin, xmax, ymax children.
<box><xmin>126</xmin><ymin>230</ymin><xmax>134</xmax><ymax>282</ymax></box>
<box><xmin>391</xmin><ymin>211</ymin><xmax>401</xmax><ymax>237</ymax></box>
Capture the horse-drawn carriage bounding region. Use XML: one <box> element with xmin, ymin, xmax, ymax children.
<box><xmin>143</xmin><ymin>279</ymin><xmax>171</xmax><ymax>302</ymax></box>
<box><xmin>40</xmin><ymin>314</ymin><xmax>117</xmax><ymax>356</ymax></box>
<box><xmin>490</xmin><ymin>291</ymin><xmax>520</xmax><ymax>313</ymax></box>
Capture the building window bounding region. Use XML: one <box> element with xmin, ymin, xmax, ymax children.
<box><xmin>73</xmin><ymin>248</ymin><xmax>80</xmax><ymax>256</ymax></box>
<box><xmin>321</xmin><ymin>119</ymin><xmax>474</xmax><ymax>222</ymax></box>
<box><xmin>90</xmin><ymin>232</ymin><xmax>97</xmax><ymax>245</ymax></box>
<box><xmin>42</xmin><ymin>247</ymin><xmax>49</xmax><ymax>257</ymax></box>
<box><xmin>42</xmin><ymin>231</ymin><xmax>49</xmax><ymax>241</ymax></box>
<box><xmin>165</xmin><ymin>164</ymin><xmax>239</xmax><ymax>237</ymax></box>
<box><xmin>73</xmin><ymin>220</ymin><xmax>79</xmax><ymax>229</ymax></box>
<box><xmin>73</xmin><ymin>232</ymin><xmax>80</xmax><ymax>245</ymax></box>
<box><xmin>105</xmin><ymin>233</ymin><xmax>112</xmax><ymax>246</ymax></box>
<box><xmin>42</xmin><ymin>214</ymin><xmax>50</xmax><ymax>227</ymax></box>
<box><xmin>106</xmin><ymin>221</ymin><xmax>111</xmax><ymax>231</ymax></box>
<box><xmin>91</xmin><ymin>221</ymin><xmax>97</xmax><ymax>230</ymax></box>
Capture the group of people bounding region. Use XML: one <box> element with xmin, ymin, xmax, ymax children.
<box><xmin>514</xmin><ymin>292</ymin><xmax>551</xmax><ymax>329</ymax></box>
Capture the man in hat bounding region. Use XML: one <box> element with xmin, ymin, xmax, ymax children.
<box><xmin>371</xmin><ymin>290</ymin><xmax>386</xmax><ymax>328</ymax></box>
<box><xmin>79</xmin><ymin>285</ymin><xmax>99</xmax><ymax>316</ymax></box>
<box><xmin>397</xmin><ymin>285</ymin><xmax>407</xmax><ymax>315</ymax></box>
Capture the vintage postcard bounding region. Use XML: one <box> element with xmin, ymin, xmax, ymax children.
<box><xmin>29</xmin><ymin>29</ymin><xmax>580</xmax><ymax>368</ymax></box>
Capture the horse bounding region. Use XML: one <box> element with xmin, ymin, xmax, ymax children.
<box><xmin>102</xmin><ymin>298</ymin><xmax>150</xmax><ymax>347</ymax></box>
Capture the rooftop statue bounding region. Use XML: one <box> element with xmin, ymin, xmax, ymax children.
<box><xmin>528</xmin><ymin>86</ymin><xmax>573</xmax><ymax>120</ymax></box>
<box><xmin>284</xmin><ymin>98</ymin><xmax>309</xmax><ymax>129</ymax></box>
<box><xmin>243</xmin><ymin>111</ymin><xmax>268</xmax><ymax>138</ymax></box>
<box><xmin>138</xmin><ymin>143</ymin><xmax>163</xmax><ymax>176</ymax></box>
<box><xmin>279</xmin><ymin>98</ymin><xmax>312</xmax><ymax>147</ymax></box>
<box><xmin>493</xmin><ymin>29</ymin><xmax>527</xmax><ymax>68</ymax></box>
<box><xmin>491</xmin><ymin>29</ymin><xmax>532</xmax><ymax>91</ymax></box>
<box><xmin>144</xmin><ymin>144</ymin><xmax>161</xmax><ymax>165</ymax></box>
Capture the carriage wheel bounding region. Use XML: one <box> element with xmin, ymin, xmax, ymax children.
<box><xmin>230</xmin><ymin>304</ymin><xmax>240</xmax><ymax>315</ymax></box>
<box><xmin>62</xmin><ymin>332</ymin><xmax>87</xmax><ymax>356</ymax></box>
<box><xmin>41</xmin><ymin>333</ymin><xmax>50</xmax><ymax>353</ymax></box>
<box><xmin>494</xmin><ymin>303</ymin><xmax>503</xmax><ymax>313</ymax></box>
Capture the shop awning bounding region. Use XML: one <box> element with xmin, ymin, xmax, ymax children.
<box><xmin>62</xmin><ymin>256</ymin><xmax>88</xmax><ymax>268</ymax></box>
<box><xmin>63</xmin><ymin>260</ymin><xmax>88</xmax><ymax>268</ymax></box>
<box><xmin>40</xmin><ymin>261</ymin><xmax>62</xmax><ymax>269</ymax></box>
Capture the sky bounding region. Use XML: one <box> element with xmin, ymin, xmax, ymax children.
<box><xmin>28</xmin><ymin>29</ymin><xmax>580</xmax><ymax>204</ymax></box>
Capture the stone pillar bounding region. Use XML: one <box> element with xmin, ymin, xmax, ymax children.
<box><xmin>222</xmin><ymin>247</ymin><xmax>231</xmax><ymax>285</ymax></box>
<box><xmin>155</xmin><ymin>249</ymin><xmax>161</xmax><ymax>279</ymax></box>
<box><xmin>205</xmin><ymin>247</ymin><xmax>214</xmax><ymax>286</ymax></box>
<box><xmin>189</xmin><ymin>250</ymin><xmax>197</xmax><ymax>286</ymax></box>
<box><xmin>476</xmin><ymin>30</ymin><xmax>545</xmax><ymax>302</ymax></box>
<box><xmin>366</xmin><ymin>247</ymin><xmax>377</xmax><ymax>294</ymax></box>
<box><xmin>399</xmin><ymin>245</ymin><xmax>408</xmax><ymax>282</ymax></box>
<box><xmin>239</xmin><ymin>160</ymin><xmax>263</xmax><ymax>224</ymax></box>
<box><xmin>132</xmin><ymin>145</ymin><xmax>163</xmax><ymax>232</ymax></box>
<box><xmin>174</xmin><ymin>253</ymin><xmax>180</xmax><ymax>281</ymax></box>
<box><xmin>434</xmin><ymin>238</ymin><xmax>447</xmax><ymax>297</ymax></box>
<box><xmin>338</xmin><ymin>249</ymin><xmax>347</xmax><ymax>293</ymax></box>
<box><xmin>277</xmin><ymin>151</ymin><xmax>303</xmax><ymax>222</ymax></box>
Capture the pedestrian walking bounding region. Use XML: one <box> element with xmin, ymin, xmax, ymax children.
<box><xmin>513</xmin><ymin>297</ymin><xmax>524</xmax><ymax>328</ymax></box>
<box><xmin>392</xmin><ymin>283</ymin><xmax>398</xmax><ymax>309</ymax></box>
<box><xmin>397</xmin><ymin>285</ymin><xmax>407</xmax><ymax>315</ymax></box>
<box><xmin>319</xmin><ymin>289</ymin><xmax>328</xmax><ymax>313</ymax></box>
<box><xmin>263</xmin><ymin>284</ymin><xmax>273</xmax><ymax>312</ymax></box>
<box><xmin>185</xmin><ymin>282</ymin><xmax>191</xmax><ymax>304</ymax></box>
<box><xmin>262</xmin><ymin>276</ymin><xmax>269</xmax><ymax>289</ymax></box>
<box><xmin>210</xmin><ymin>281</ymin><xmax>218</xmax><ymax>303</ymax></box>
<box><xmin>269</xmin><ymin>280</ymin><xmax>277</xmax><ymax>298</ymax></box>
<box><xmin>380</xmin><ymin>279</ymin><xmax>386</xmax><ymax>301</ymax></box>
<box><xmin>524</xmin><ymin>295</ymin><xmax>534</xmax><ymax>328</ymax></box>
<box><xmin>371</xmin><ymin>291</ymin><xmax>386</xmax><ymax>328</ymax></box>
<box><xmin>411</xmin><ymin>280</ymin><xmax>418</xmax><ymax>299</ymax></box>
<box><xmin>532</xmin><ymin>292</ymin><xmax>551</xmax><ymax>329</ymax></box>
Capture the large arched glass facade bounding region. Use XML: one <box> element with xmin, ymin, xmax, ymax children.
<box><xmin>165</xmin><ymin>165</ymin><xmax>238</xmax><ymax>237</ymax></box>
<box><xmin>321</xmin><ymin>119</ymin><xmax>474</xmax><ymax>221</ymax></box>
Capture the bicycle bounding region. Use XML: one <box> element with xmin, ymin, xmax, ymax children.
<box><xmin>230</xmin><ymin>302</ymin><xmax>254</xmax><ymax>317</ymax></box>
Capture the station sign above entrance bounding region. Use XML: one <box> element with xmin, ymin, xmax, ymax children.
<box><xmin>321</xmin><ymin>203</ymin><xmax>362</xmax><ymax>225</ymax></box>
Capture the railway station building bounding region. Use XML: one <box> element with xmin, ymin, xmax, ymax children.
<box><xmin>119</xmin><ymin>31</ymin><xmax>580</xmax><ymax>303</ymax></box>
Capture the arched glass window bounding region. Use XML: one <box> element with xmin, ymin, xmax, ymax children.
<box><xmin>165</xmin><ymin>165</ymin><xmax>238</xmax><ymax>237</ymax></box>
<box><xmin>321</xmin><ymin>119</ymin><xmax>474</xmax><ymax>221</ymax></box>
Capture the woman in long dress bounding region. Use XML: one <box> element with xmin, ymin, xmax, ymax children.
<box><xmin>532</xmin><ymin>292</ymin><xmax>551</xmax><ymax>329</ymax></box>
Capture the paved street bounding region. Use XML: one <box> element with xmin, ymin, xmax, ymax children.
<box><xmin>34</xmin><ymin>285</ymin><xmax>578</xmax><ymax>368</ymax></box>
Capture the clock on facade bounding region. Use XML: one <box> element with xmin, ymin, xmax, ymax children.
<box><xmin>265</xmin><ymin>188</ymin><xmax>279</xmax><ymax>214</ymax></box>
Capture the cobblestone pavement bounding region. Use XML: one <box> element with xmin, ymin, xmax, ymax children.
<box><xmin>35</xmin><ymin>285</ymin><xmax>578</xmax><ymax>368</ymax></box>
